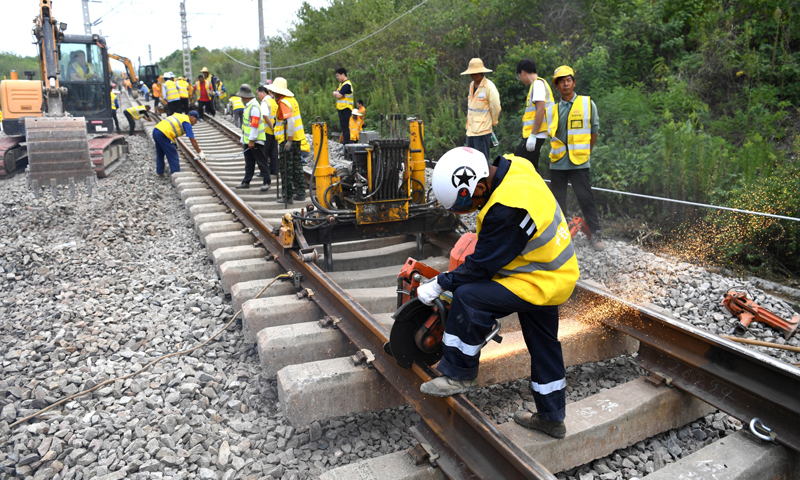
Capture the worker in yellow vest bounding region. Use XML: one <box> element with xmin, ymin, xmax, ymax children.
<box><xmin>151</xmin><ymin>110</ymin><xmax>206</xmax><ymax>176</ymax></box>
<box><xmin>233</xmin><ymin>85</ymin><xmax>271</xmax><ymax>191</ymax></box>
<box><xmin>461</xmin><ymin>58</ymin><xmax>501</xmax><ymax>165</ymax></box>
<box><xmin>110</xmin><ymin>89</ymin><xmax>121</xmax><ymax>133</ymax></box>
<box><xmin>177</xmin><ymin>77</ymin><xmax>190</xmax><ymax>114</ymax></box>
<box><xmin>420</xmin><ymin>147</ymin><xmax>578</xmax><ymax>441</ymax></box>
<box><xmin>229</xmin><ymin>95</ymin><xmax>245</xmax><ymax>128</ymax></box>
<box><xmin>268</xmin><ymin>77</ymin><xmax>308</xmax><ymax>203</ymax></box>
<box><xmin>549</xmin><ymin>65</ymin><xmax>604</xmax><ymax>251</ymax></box>
<box><xmin>195</xmin><ymin>73</ymin><xmax>215</xmax><ymax>119</ymax></box>
<box><xmin>348</xmin><ymin>108</ymin><xmax>363</xmax><ymax>142</ymax></box>
<box><xmin>123</xmin><ymin>104</ymin><xmax>154</xmax><ymax>136</ymax></box>
<box><xmin>514</xmin><ymin>59</ymin><xmax>555</xmax><ymax>173</ymax></box>
<box><xmin>332</xmin><ymin>67</ymin><xmax>354</xmax><ymax>144</ymax></box>
<box><xmin>258</xmin><ymin>85</ymin><xmax>279</xmax><ymax>179</ymax></box>
<box><xmin>162</xmin><ymin>72</ymin><xmax>181</xmax><ymax>116</ymax></box>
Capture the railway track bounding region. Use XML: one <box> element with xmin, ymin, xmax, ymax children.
<box><xmin>135</xmin><ymin>100</ymin><xmax>800</xmax><ymax>479</ymax></box>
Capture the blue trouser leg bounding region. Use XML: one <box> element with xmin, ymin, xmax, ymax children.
<box><xmin>153</xmin><ymin>130</ymin><xmax>180</xmax><ymax>174</ymax></box>
<box><xmin>436</xmin><ymin>280</ymin><xmax>566</xmax><ymax>422</ymax></box>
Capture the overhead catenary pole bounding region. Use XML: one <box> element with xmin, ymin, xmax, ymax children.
<box><xmin>180</xmin><ymin>1</ymin><xmax>194</xmax><ymax>81</ymax></box>
<box><xmin>82</xmin><ymin>0</ymin><xmax>92</xmax><ymax>35</ymax></box>
<box><xmin>149</xmin><ymin>45</ymin><xmax>153</xmax><ymax>64</ymax></box>
<box><xmin>258</xmin><ymin>0</ymin><xmax>268</xmax><ymax>85</ymax></box>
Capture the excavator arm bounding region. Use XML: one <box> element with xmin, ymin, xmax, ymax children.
<box><xmin>33</xmin><ymin>0</ymin><xmax>67</xmax><ymax>115</ymax></box>
<box><xmin>108</xmin><ymin>54</ymin><xmax>138</xmax><ymax>84</ymax></box>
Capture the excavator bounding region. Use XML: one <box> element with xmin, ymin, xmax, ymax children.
<box><xmin>0</xmin><ymin>0</ymin><xmax>127</xmax><ymax>190</ymax></box>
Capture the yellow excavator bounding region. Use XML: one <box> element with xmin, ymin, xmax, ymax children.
<box><xmin>109</xmin><ymin>54</ymin><xmax>139</xmax><ymax>99</ymax></box>
<box><xmin>0</xmin><ymin>0</ymin><xmax>126</xmax><ymax>194</ymax></box>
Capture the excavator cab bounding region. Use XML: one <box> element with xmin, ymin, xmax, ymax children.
<box><xmin>138</xmin><ymin>64</ymin><xmax>162</xmax><ymax>90</ymax></box>
<box><xmin>59</xmin><ymin>36</ymin><xmax>115</xmax><ymax>134</ymax></box>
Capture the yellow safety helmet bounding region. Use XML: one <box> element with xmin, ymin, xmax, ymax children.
<box><xmin>553</xmin><ymin>65</ymin><xmax>575</xmax><ymax>83</ymax></box>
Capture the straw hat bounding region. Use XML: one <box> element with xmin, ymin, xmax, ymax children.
<box><xmin>200</xmin><ymin>67</ymin><xmax>209</xmax><ymax>73</ymax></box>
<box><xmin>267</xmin><ymin>77</ymin><xmax>294</xmax><ymax>97</ymax></box>
<box><xmin>461</xmin><ymin>58</ymin><xmax>492</xmax><ymax>75</ymax></box>
<box><xmin>235</xmin><ymin>84</ymin><xmax>255</xmax><ymax>99</ymax></box>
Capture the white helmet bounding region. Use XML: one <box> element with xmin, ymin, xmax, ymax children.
<box><xmin>431</xmin><ymin>147</ymin><xmax>490</xmax><ymax>213</ymax></box>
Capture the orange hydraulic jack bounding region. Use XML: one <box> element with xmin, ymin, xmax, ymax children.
<box><xmin>722</xmin><ymin>290</ymin><xmax>800</xmax><ymax>340</ymax></box>
<box><xmin>567</xmin><ymin>216</ymin><xmax>592</xmax><ymax>239</ymax></box>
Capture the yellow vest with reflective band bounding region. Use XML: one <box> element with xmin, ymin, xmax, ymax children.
<box><xmin>335</xmin><ymin>80</ymin><xmax>354</xmax><ymax>110</ymax></box>
<box><xmin>69</xmin><ymin>62</ymin><xmax>94</xmax><ymax>80</ymax></box>
<box><xmin>278</xmin><ymin>97</ymin><xmax>310</xmax><ymax>152</ymax></box>
<box><xmin>196</xmin><ymin>79</ymin><xmax>213</xmax><ymax>100</ymax></box>
<box><xmin>140</xmin><ymin>84</ymin><xmax>150</xmax><ymax>93</ymax></box>
<box><xmin>477</xmin><ymin>155</ymin><xmax>579</xmax><ymax>305</ymax></box>
<box><xmin>262</xmin><ymin>97</ymin><xmax>278</xmax><ymax>135</ymax></box>
<box><xmin>549</xmin><ymin>95</ymin><xmax>592</xmax><ymax>165</ymax></box>
<box><xmin>110</xmin><ymin>92</ymin><xmax>117</xmax><ymax>110</ymax></box>
<box><xmin>177</xmin><ymin>79</ymin><xmax>189</xmax><ymax>98</ymax></box>
<box><xmin>230</xmin><ymin>96</ymin><xmax>245</xmax><ymax>111</ymax></box>
<box><xmin>522</xmin><ymin>78</ymin><xmax>556</xmax><ymax>139</ymax></box>
<box><xmin>155</xmin><ymin>113</ymin><xmax>191</xmax><ymax>142</ymax></box>
<box><xmin>217</xmin><ymin>80</ymin><xmax>227</xmax><ymax>100</ymax></box>
<box><xmin>466</xmin><ymin>77</ymin><xmax>497</xmax><ymax>136</ymax></box>
<box><xmin>241</xmin><ymin>99</ymin><xmax>266</xmax><ymax>143</ymax></box>
<box><xmin>126</xmin><ymin>105</ymin><xmax>148</xmax><ymax>120</ymax></box>
<box><xmin>163</xmin><ymin>80</ymin><xmax>180</xmax><ymax>102</ymax></box>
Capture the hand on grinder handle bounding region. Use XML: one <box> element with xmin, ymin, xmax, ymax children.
<box><xmin>417</xmin><ymin>277</ymin><xmax>444</xmax><ymax>306</ymax></box>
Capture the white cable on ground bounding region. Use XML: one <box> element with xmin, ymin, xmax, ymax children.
<box><xmin>541</xmin><ymin>179</ymin><xmax>800</xmax><ymax>222</ymax></box>
<box><xmin>9</xmin><ymin>272</ymin><xmax>292</xmax><ymax>429</ymax></box>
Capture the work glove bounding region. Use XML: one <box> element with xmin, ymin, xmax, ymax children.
<box><xmin>416</xmin><ymin>277</ymin><xmax>444</xmax><ymax>306</ymax></box>
<box><xmin>525</xmin><ymin>135</ymin><xmax>538</xmax><ymax>152</ymax></box>
<box><xmin>283</xmin><ymin>141</ymin><xmax>293</xmax><ymax>153</ymax></box>
<box><xmin>198</xmin><ymin>151</ymin><xmax>207</xmax><ymax>161</ymax></box>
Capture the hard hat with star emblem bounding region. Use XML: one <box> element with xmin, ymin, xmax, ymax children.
<box><xmin>431</xmin><ymin>147</ymin><xmax>490</xmax><ymax>213</ymax></box>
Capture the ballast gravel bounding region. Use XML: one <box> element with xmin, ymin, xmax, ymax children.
<box><xmin>1</xmin><ymin>137</ymin><xmax>797</xmax><ymax>480</ymax></box>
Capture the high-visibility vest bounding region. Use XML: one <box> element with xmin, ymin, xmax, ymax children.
<box><xmin>522</xmin><ymin>78</ymin><xmax>555</xmax><ymax>139</ymax></box>
<box><xmin>217</xmin><ymin>80</ymin><xmax>227</xmax><ymax>100</ymax></box>
<box><xmin>477</xmin><ymin>155</ymin><xmax>579</xmax><ymax>305</ymax></box>
<box><xmin>335</xmin><ymin>80</ymin><xmax>354</xmax><ymax>110</ymax></box>
<box><xmin>163</xmin><ymin>80</ymin><xmax>180</xmax><ymax>102</ymax></box>
<box><xmin>126</xmin><ymin>105</ymin><xmax>148</xmax><ymax>120</ymax></box>
<box><xmin>241</xmin><ymin>99</ymin><xmax>266</xmax><ymax>143</ymax></box>
<box><xmin>549</xmin><ymin>95</ymin><xmax>592</xmax><ymax>165</ymax></box>
<box><xmin>196</xmin><ymin>79</ymin><xmax>213</xmax><ymax>100</ymax></box>
<box><xmin>349</xmin><ymin>116</ymin><xmax>363</xmax><ymax>141</ymax></box>
<box><xmin>177</xmin><ymin>79</ymin><xmax>189</xmax><ymax>98</ymax></box>
<box><xmin>140</xmin><ymin>84</ymin><xmax>150</xmax><ymax>94</ymax></box>
<box><xmin>277</xmin><ymin>97</ymin><xmax>310</xmax><ymax>152</ymax></box>
<box><xmin>261</xmin><ymin>97</ymin><xmax>277</xmax><ymax>135</ymax></box>
<box><xmin>110</xmin><ymin>92</ymin><xmax>117</xmax><ymax>110</ymax></box>
<box><xmin>230</xmin><ymin>96</ymin><xmax>245</xmax><ymax>111</ymax></box>
<box><xmin>69</xmin><ymin>62</ymin><xmax>94</xmax><ymax>80</ymax></box>
<box><xmin>152</xmin><ymin>83</ymin><xmax>161</xmax><ymax>98</ymax></box>
<box><xmin>466</xmin><ymin>77</ymin><xmax>498</xmax><ymax>136</ymax></box>
<box><xmin>155</xmin><ymin>113</ymin><xmax>191</xmax><ymax>142</ymax></box>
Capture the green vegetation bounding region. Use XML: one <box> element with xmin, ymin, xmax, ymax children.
<box><xmin>155</xmin><ymin>0</ymin><xmax>800</xmax><ymax>275</ymax></box>
<box><xmin>0</xmin><ymin>52</ymin><xmax>41</xmax><ymax>82</ymax></box>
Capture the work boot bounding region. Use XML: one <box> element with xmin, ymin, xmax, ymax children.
<box><xmin>420</xmin><ymin>376</ymin><xmax>478</xmax><ymax>397</ymax></box>
<box><xmin>591</xmin><ymin>231</ymin><xmax>606</xmax><ymax>251</ymax></box>
<box><xmin>513</xmin><ymin>411</ymin><xmax>566</xmax><ymax>439</ymax></box>
<box><xmin>234</xmin><ymin>183</ymin><xmax>250</xmax><ymax>189</ymax></box>
<box><xmin>260</xmin><ymin>184</ymin><xmax>271</xmax><ymax>192</ymax></box>
<box><xmin>279</xmin><ymin>196</ymin><xmax>294</xmax><ymax>204</ymax></box>
<box><xmin>293</xmin><ymin>193</ymin><xmax>305</xmax><ymax>202</ymax></box>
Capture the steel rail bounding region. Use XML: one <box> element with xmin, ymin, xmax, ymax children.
<box><xmin>570</xmin><ymin>283</ymin><xmax>800</xmax><ymax>453</ymax></box>
<box><xmin>172</xmin><ymin>134</ymin><xmax>556</xmax><ymax>480</ymax></box>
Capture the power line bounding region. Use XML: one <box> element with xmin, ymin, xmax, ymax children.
<box><xmin>272</xmin><ymin>0</ymin><xmax>433</xmax><ymax>71</ymax></box>
<box><xmin>220</xmin><ymin>50</ymin><xmax>259</xmax><ymax>69</ymax></box>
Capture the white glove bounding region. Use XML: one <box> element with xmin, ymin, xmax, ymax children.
<box><xmin>526</xmin><ymin>135</ymin><xmax>538</xmax><ymax>152</ymax></box>
<box><xmin>198</xmin><ymin>151</ymin><xmax>207</xmax><ymax>161</ymax></box>
<box><xmin>416</xmin><ymin>277</ymin><xmax>444</xmax><ymax>306</ymax></box>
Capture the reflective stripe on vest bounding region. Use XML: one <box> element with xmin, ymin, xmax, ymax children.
<box><xmin>70</xmin><ymin>62</ymin><xmax>93</xmax><ymax>79</ymax></box>
<box><xmin>476</xmin><ymin>155</ymin><xmax>579</xmax><ymax>305</ymax></box>
<box><xmin>279</xmin><ymin>97</ymin><xmax>311</xmax><ymax>152</ymax></box>
<box><xmin>155</xmin><ymin>114</ymin><xmax>190</xmax><ymax>142</ymax></box>
<box><xmin>549</xmin><ymin>95</ymin><xmax>592</xmax><ymax>165</ymax></box>
<box><xmin>261</xmin><ymin>98</ymin><xmax>277</xmax><ymax>135</ymax></box>
<box><xmin>177</xmin><ymin>80</ymin><xmax>189</xmax><ymax>98</ymax></box>
<box><xmin>230</xmin><ymin>96</ymin><xmax>245</xmax><ymax>110</ymax></box>
<box><xmin>522</xmin><ymin>78</ymin><xmax>556</xmax><ymax>139</ymax></box>
<box><xmin>336</xmin><ymin>80</ymin><xmax>354</xmax><ymax>110</ymax></box>
<box><xmin>241</xmin><ymin>100</ymin><xmax>266</xmax><ymax>143</ymax></box>
<box><xmin>466</xmin><ymin>78</ymin><xmax>496</xmax><ymax>136</ymax></box>
<box><xmin>126</xmin><ymin>105</ymin><xmax>148</xmax><ymax>120</ymax></box>
<box><xmin>163</xmin><ymin>81</ymin><xmax>180</xmax><ymax>102</ymax></box>
<box><xmin>110</xmin><ymin>92</ymin><xmax>117</xmax><ymax>110</ymax></box>
<box><xmin>217</xmin><ymin>81</ymin><xmax>227</xmax><ymax>99</ymax></box>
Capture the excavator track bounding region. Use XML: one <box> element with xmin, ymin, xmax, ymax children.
<box><xmin>0</xmin><ymin>136</ymin><xmax>27</xmax><ymax>178</ymax></box>
<box><xmin>89</xmin><ymin>134</ymin><xmax>127</xmax><ymax>178</ymax></box>
<box><xmin>24</xmin><ymin>117</ymin><xmax>96</xmax><ymax>198</ymax></box>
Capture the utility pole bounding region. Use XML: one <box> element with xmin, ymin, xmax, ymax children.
<box><xmin>258</xmin><ymin>0</ymin><xmax>268</xmax><ymax>84</ymax></box>
<box><xmin>180</xmin><ymin>1</ymin><xmax>194</xmax><ymax>81</ymax></box>
<box><xmin>148</xmin><ymin>45</ymin><xmax>153</xmax><ymax>65</ymax></box>
<box><xmin>82</xmin><ymin>0</ymin><xmax>92</xmax><ymax>35</ymax></box>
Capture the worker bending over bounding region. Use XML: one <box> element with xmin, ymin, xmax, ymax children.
<box><xmin>123</xmin><ymin>104</ymin><xmax>154</xmax><ymax>136</ymax></box>
<box><xmin>152</xmin><ymin>111</ymin><xmax>206</xmax><ymax>176</ymax></box>
<box><xmin>418</xmin><ymin>147</ymin><xmax>579</xmax><ymax>440</ymax></box>
<box><xmin>332</xmin><ymin>68</ymin><xmax>354</xmax><ymax>145</ymax></box>
<box><xmin>268</xmin><ymin>77</ymin><xmax>308</xmax><ymax>204</ymax></box>
<box><xmin>461</xmin><ymin>58</ymin><xmax>501</xmax><ymax>164</ymax></box>
<box><xmin>549</xmin><ymin>66</ymin><xmax>605</xmax><ymax>251</ymax></box>
<box><xmin>233</xmin><ymin>84</ymin><xmax>271</xmax><ymax>191</ymax></box>
<box><xmin>139</xmin><ymin>81</ymin><xmax>150</xmax><ymax>101</ymax></box>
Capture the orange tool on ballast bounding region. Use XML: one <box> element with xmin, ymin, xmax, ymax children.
<box><xmin>567</xmin><ymin>216</ymin><xmax>592</xmax><ymax>239</ymax></box>
<box><xmin>722</xmin><ymin>290</ymin><xmax>800</xmax><ymax>340</ymax></box>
